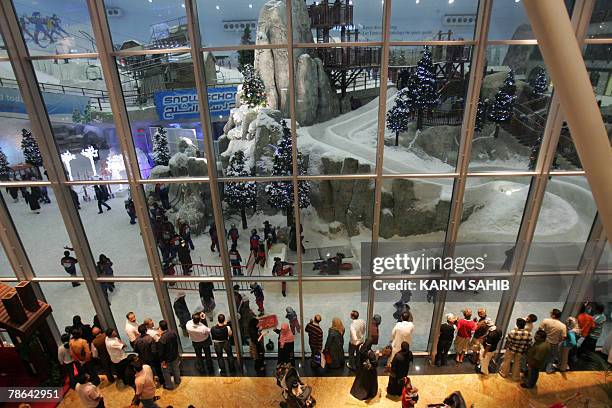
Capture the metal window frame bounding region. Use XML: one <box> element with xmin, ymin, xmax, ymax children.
<box><xmin>0</xmin><ymin>0</ymin><xmax>607</xmax><ymax>365</ymax></box>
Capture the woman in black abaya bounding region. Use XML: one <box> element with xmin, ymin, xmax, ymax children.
<box><xmin>350</xmin><ymin>339</ymin><xmax>378</xmax><ymax>401</ymax></box>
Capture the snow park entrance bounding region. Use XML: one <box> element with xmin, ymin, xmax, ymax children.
<box><xmin>0</xmin><ymin>0</ymin><xmax>610</xmax><ymax>407</ymax></box>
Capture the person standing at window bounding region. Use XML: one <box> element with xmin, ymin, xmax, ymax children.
<box><xmin>186</xmin><ymin>312</ymin><xmax>213</xmax><ymax>375</ymax></box>
<box><xmin>211</xmin><ymin>314</ymin><xmax>237</xmax><ymax>375</ymax></box>
<box><xmin>158</xmin><ymin>320</ymin><xmax>181</xmax><ymax>390</ymax></box>
<box><xmin>348</xmin><ymin>310</ymin><xmax>366</xmax><ymax>371</ymax></box>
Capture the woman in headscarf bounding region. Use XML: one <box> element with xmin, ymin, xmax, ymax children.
<box><xmin>387</xmin><ymin>341</ymin><xmax>413</xmax><ymax>396</ymax></box>
<box><xmin>350</xmin><ymin>338</ymin><xmax>378</xmax><ymax>401</ymax></box>
<box><xmin>324</xmin><ymin>317</ymin><xmax>345</xmax><ymax>369</ymax></box>
<box><xmin>275</xmin><ymin>322</ymin><xmax>295</xmax><ymax>366</ymax></box>
<box><xmin>249</xmin><ymin>317</ymin><xmax>266</xmax><ymax>375</ymax></box>
<box><xmin>370</xmin><ymin>314</ymin><xmax>382</xmax><ymax>345</ymax></box>
<box><xmin>172</xmin><ymin>291</ymin><xmax>191</xmax><ymax>336</ymax></box>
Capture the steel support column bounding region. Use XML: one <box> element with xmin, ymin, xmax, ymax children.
<box><xmin>0</xmin><ymin>193</ymin><xmax>33</xmax><ymax>281</ymax></box>
<box><xmin>86</xmin><ymin>0</ymin><xmax>177</xmax><ymax>336</ymax></box>
<box><xmin>184</xmin><ymin>0</ymin><xmax>244</xmax><ymax>365</ymax></box>
<box><xmin>0</xmin><ymin>0</ymin><xmax>115</xmax><ymax>330</ymax></box>
<box><xmin>524</xmin><ymin>0</ymin><xmax>612</xmax><ymax>238</ymax></box>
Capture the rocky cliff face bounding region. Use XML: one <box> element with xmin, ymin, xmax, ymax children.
<box><xmin>255</xmin><ymin>0</ymin><xmax>339</xmax><ymax>125</ymax></box>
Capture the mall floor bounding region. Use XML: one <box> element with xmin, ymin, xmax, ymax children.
<box><xmin>58</xmin><ymin>370</ymin><xmax>610</xmax><ymax>408</ymax></box>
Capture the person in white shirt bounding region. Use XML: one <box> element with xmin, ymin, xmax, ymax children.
<box><xmin>390</xmin><ymin>311</ymin><xmax>415</xmax><ymax>363</ymax></box>
<box><xmin>57</xmin><ymin>333</ymin><xmax>75</xmax><ymax>387</ymax></box>
<box><xmin>347</xmin><ymin>310</ymin><xmax>366</xmax><ymax>371</ymax></box>
<box><xmin>104</xmin><ymin>328</ymin><xmax>131</xmax><ymax>384</ymax></box>
<box><xmin>125</xmin><ymin>312</ymin><xmax>139</xmax><ymax>347</ymax></box>
<box><xmin>143</xmin><ymin>318</ymin><xmax>161</xmax><ymax>341</ymax></box>
<box><xmin>75</xmin><ymin>373</ymin><xmax>104</xmax><ymax>408</ymax></box>
<box><xmin>186</xmin><ymin>312</ymin><xmax>214</xmax><ymax>374</ymax></box>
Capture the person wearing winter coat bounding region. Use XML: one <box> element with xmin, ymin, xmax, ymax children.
<box><xmin>177</xmin><ymin>218</ymin><xmax>194</xmax><ymax>250</ymax></box>
<box><xmin>96</xmin><ymin>254</ymin><xmax>115</xmax><ymax>292</ymax></box>
<box><xmin>173</xmin><ymin>291</ymin><xmax>191</xmax><ymax>336</ymax></box>
<box><xmin>209</xmin><ymin>223</ymin><xmax>220</xmax><ymax>253</ymax></box>
<box><xmin>125</xmin><ymin>198</ymin><xmax>136</xmax><ymax>224</ymax></box>
<box><xmin>249</xmin><ymin>230</ymin><xmax>260</xmax><ymax>253</ymax></box>
<box><xmin>29</xmin><ymin>185</ymin><xmax>41</xmax><ymax>213</ymax></box>
<box><xmin>93</xmin><ymin>184</ymin><xmax>111</xmax><ymax>213</ymax></box>
<box><xmin>6</xmin><ymin>185</ymin><xmax>19</xmax><ymax>202</ymax></box>
<box><xmin>324</xmin><ymin>318</ymin><xmax>345</xmax><ymax>369</ymax></box>
<box><xmin>176</xmin><ymin>237</ymin><xmax>193</xmax><ymax>275</ymax></box>
<box><xmin>227</xmin><ymin>224</ymin><xmax>239</xmax><ymax>246</ymax></box>
<box><xmin>250</xmin><ymin>283</ymin><xmax>265</xmax><ymax>316</ymax></box>
<box><xmin>198</xmin><ymin>281</ymin><xmax>215</xmax><ymax>319</ymax></box>
<box><xmin>285</xmin><ymin>306</ymin><xmax>301</xmax><ymax>335</ymax></box>
<box><xmin>229</xmin><ymin>244</ymin><xmax>242</xmax><ymax>276</ymax></box>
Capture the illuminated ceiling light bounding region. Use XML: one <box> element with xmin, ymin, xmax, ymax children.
<box><xmin>449</xmin><ymin>0</ymin><xmax>454</xmax><ymax>4</ymax></box>
<box><xmin>416</xmin><ymin>0</ymin><xmax>419</xmax><ymax>3</ymax></box>
<box><xmin>216</xmin><ymin>5</ymin><xmax>220</xmax><ymax>10</ymax></box>
<box><xmin>249</xmin><ymin>3</ymin><xmax>253</xmax><ymax>8</ymax></box>
<box><xmin>148</xmin><ymin>0</ymin><xmax>153</xmax><ymax>3</ymax></box>
<box><xmin>515</xmin><ymin>0</ymin><xmax>521</xmax><ymax>3</ymax></box>
<box><xmin>181</xmin><ymin>3</ymin><xmax>185</xmax><ymax>7</ymax></box>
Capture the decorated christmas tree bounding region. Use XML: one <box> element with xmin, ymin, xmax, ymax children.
<box><xmin>488</xmin><ymin>70</ymin><xmax>516</xmax><ymax>138</ymax></box>
<box><xmin>240</xmin><ymin>64</ymin><xmax>267</xmax><ymax>108</ymax></box>
<box><xmin>265</xmin><ymin>123</ymin><xmax>311</xmax><ymax>226</ymax></box>
<box><xmin>386</xmin><ymin>88</ymin><xmax>410</xmax><ymax>146</ymax></box>
<box><xmin>531</xmin><ymin>69</ymin><xmax>548</xmax><ymax>97</ymax></box>
<box><xmin>405</xmin><ymin>46</ymin><xmax>439</xmax><ymax>130</ymax></box>
<box><xmin>224</xmin><ymin>151</ymin><xmax>257</xmax><ymax>229</ymax></box>
<box><xmin>0</xmin><ymin>147</ymin><xmax>10</xmax><ymax>180</ymax></box>
<box><xmin>152</xmin><ymin>127</ymin><xmax>171</xmax><ymax>166</ymax></box>
<box><xmin>474</xmin><ymin>97</ymin><xmax>487</xmax><ymax>133</ymax></box>
<box><xmin>21</xmin><ymin>128</ymin><xmax>43</xmax><ymax>168</ymax></box>
<box><xmin>238</xmin><ymin>26</ymin><xmax>255</xmax><ymax>69</ymax></box>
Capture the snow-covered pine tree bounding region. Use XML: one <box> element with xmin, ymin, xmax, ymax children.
<box><xmin>386</xmin><ymin>88</ymin><xmax>410</xmax><ymax>146</ymax></box>
<box><xmin>0</xmin><ymin>147</ymin><xmax>10</xmax><ymax>180</ymax></box>
<box><xmin>152</xmin><ymin>127</ymin><xmax>171</xmax><ymax>166</ymax></box>
<box><xmin>21</xmin><ymin>128</ymin><xmax>43</xmax><ymax>168</ymax></box>
<box><xmin>531</xmin><ymin>69</ymin><xmax>548</xmax><ymax>97</ymax></box>
<box><xmin>265</xmin><ymin>123</ymin><xmax>311</xmax><ymax>226</ymax></box>
<box><xmin>224</xmin><ymin>150</ymin><xmax>257</xmax><ymax>229</ymax></box>
<box><xmin>488</xmin><ymin>70</ymin><xmax>516</xmax><ymax>138</ymax></box>
<box><xmin>240</xmin><ymin>64</ymin><xmax>267</xmax><ymax>108</ymax></box>
<box><xmin>406</xmin><ymin>46</ymin><xmax>439</xmax><ymax>130</ymax></box>
<box><xmin>474</xmin><ymin>97</ymin><xmax>487</xmax><ymax>133</ymax></box>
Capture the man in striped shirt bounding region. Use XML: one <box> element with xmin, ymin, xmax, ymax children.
<box><xmin>499</xmin><ymin>318</ymin><xmax>532</xmax><ymax>381</ymax></box>
<box><xmin>305</xmin><ymin>315</ymin><xmax>323</xmax><ymax>368</ymax></box>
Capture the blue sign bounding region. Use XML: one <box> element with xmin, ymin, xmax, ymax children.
<box><xmin>154</xmin><ymin>86</ymin><xmax>237</xmax><ymax>121</ymax></box>
<box><xmin>0</xmin><ymin>87</ymin><xmax>90</xmax><ymax>115</ymax></box>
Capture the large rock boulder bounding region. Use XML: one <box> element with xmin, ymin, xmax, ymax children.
<box><xmin>255</xmin><ymin>0</ymin><xmax>339</xmax><ymax>125</ymax></box>
<box><xmin>481</xmin><ymin>71</ymin><xmax>530</xmax><ymax>102</ymax></box>
<box><xmin>502</xmin><ymin>24</ymin><xmax>534</xmax><ymax>75</ymax></box>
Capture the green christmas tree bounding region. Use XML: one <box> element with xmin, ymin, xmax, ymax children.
<box><xmin>21</xmin><ymin>128</ymin><xmax>43</xmax><ymax>167</ymax></box>
<box><xmin>0</xmin><ymin>147</ymin><xmax>10</xmax><ymax>180</ymax></box>
<box><xmin>224</xmin><ymin>151</ymin><xmax>257</xmax><ymax>229</ymax></box>
<box><xmin>240</xmin><ymin>64</ymin><xmax>267</xmax><ymax>108</ymax></box>
<box><xmin>474</xmin><ymin>97</ymin><xmax>487</xmax><ymax>133</ymax></box>
<box><xmin>488</xmin><ymin>70</ymin><xmax>516</xmax><ymax>138</ymax></box>
<box><xmin>386</xmin><ymin>88</ymin><xmax>410</xmax><ymax>146</ymax></box>
<box><xmin>531</xmin><ymin>69</ymin><xmax>548</xmax><ymax>97</ymax></box>
<box><xmin>152</xmin><ymin>127</ymin><xmax>171</xmax><ymax>166</ymax></box>
<box><xmin>405</xmin><ymin>46</ymin><xmax>439</xmax><ymax>130</ymax></box>
<box><xmin>265</xmin><ymin>123</ymin><xmax>310</xmax><ymax>226</ymax></box>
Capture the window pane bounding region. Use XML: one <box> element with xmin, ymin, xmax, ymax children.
<box><xmin>302</xmin><ymin>281</ymin><xmax>366</xmax><ymax>355</ymax></box>
<box><xmin>390</xmin><ymin>0</ymin><xmax>478</xmax><ymax>41</ymax></box>
<box><xmin>489</xmin><ymin>0</ymin><xmax>533</xmax><ymax>41</ymax></box>
<box><xmin>378</xmin><ymin>178</ymin><xmax>452</xmax><ymax>242</ymax></box>
<box><xmin>526</xmin><ymin>176</ymin><xmax>597</xmax><ymax>271</ymax></box>
<box><xmin>505</xmin><ymin>275</ymin><xmax>574</xmax><ymax>334</ymax></box>
<box><xmin>108</xmin><ymin>282</ymin><xmax>164</xmax><ymax>350</ymax></box>
<box><xmin>296</xmin><ymin>46</ymin><xmax>381</xmax><ymax>175</ymax></box>
<box><xmin>589</xmin><ymin>275</ymin><xmax>612</xmax><ymax>347</ymax></box>
<box><xmin>385</xmin><ymin>46</ymin><xmax>472</xmax><ymax>174</ymax></box>
<box><xmin>30</xmin><ymin>59</ymin><xmax>124</xmax><ymax>181</ymax></box>
<box><xmin>12</xmin><ymin>0</ymin><xmax>94</xmax><ymax>56</ymax></box>
<box><xmin>469</xmin><ymin>45</ymin><xmax>550</xmax><ymax>172</ymax></box>
<box><xmin>0</xmin><ymin>32</ymin><xmax>7</xmax><ymax>57</ymax></box>
<box><xmin>71</xmin><ymin>184</ymin><xmax>150</xmax><ymax>276</ymax></box>
<box><xmin>373</xmin><ymin>279</ymin><xmax>434</xmax><ymax>352</ymax></box>
<box><xmin>1</xmin><ymin>188</ymin><xmax>77</xmax><ymax>277</ymax></box>
<box><xmin>598</xmin><ymin>244</ymin><xmax>612</xmax><ymax>271</ymax></box>
<box><xmin>197</xmin><ymin>0</ymin><xmax>283</xmax><ymax>47</ymax></box>
<box><xmin>116</xmin><ymin>53</ymin><xmax>211</xmax><ymax>179</ymax></box>
<box><xmin>305</xmin><ymin>0</ymin><xmax>383</xmax><ymax>43</ymax></box>
<box><xmin>105</xmin><ymin>0</ymin><xmax>189</xmax><ymax>51</ymax></box>
<box><xmin>39</xmin><ymin>282</ymin><xmax>97</xmax><ymax>334</ymax></box>
<box><xmin>299</xmin><ymin>180</ymin><xmax>372</xmax><ymax>277</ymax></box>
<box><xmin>0</xmin><ymin>242</ymin><xmax>15</xmax><ymax>277</ymax></box>
<box><xmin>588</xmin><ymin>0</ymin><xmax>612</xmax><ymax>39</ymax></box>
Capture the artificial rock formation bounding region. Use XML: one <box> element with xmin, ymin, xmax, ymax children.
<box><xmin>255</xmin><ymin>0</ymin><xmax>339</xmax><ymax>125</ymax></box>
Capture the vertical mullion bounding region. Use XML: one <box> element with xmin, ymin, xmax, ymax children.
<box><xmin>367</xmin><ymin>0</ymin><xmax>393</xmax><ymax>340</ymax></box>
<box><xmin>0</xmin><ymin>0</ymin><xmax>115</xmax><ymax>331</ymax></box>
<box><xmin>86</xmin><ymin>0</ymin><xmax>176</xmax><ymax>336</ymax></box>
<box><xmin>428</xmin><ymin>0</ymin><xmax>493</xmax><ymax>357</ymax></box>
<box><xmin>285</xmin><ymin>0</ymin><xmax>306</xmax><ymax>363</ymax></box>
<box><xmin>184</xmin><ymin>0</ymin><xmax>244</xmax><ymax>365</ymax></box>
<box><xmin>0</xmin><ymin>193</ymin><xmax>33</xmax><ymax>281</ymax></box>
<box><xmin>494</xmin><ymin>0</ymin><xmax>595</xmax><ymax>334</ymax></box>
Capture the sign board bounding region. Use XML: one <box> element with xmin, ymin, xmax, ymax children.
<box><xmin>154</xmin><ymin>86</ymin><xmax>237</xmax><ymax>121</ymax></box>
<box><xmin>257</xmin><ymin>314</ymin><xmax>278</xmax><ymax>331</ymax></box>
<box><xmin>0</xmin><ymin>87</ymin><xmax>90</xmax><ymax>115</ymax></box>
